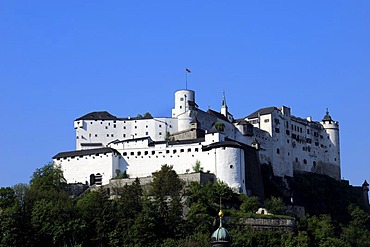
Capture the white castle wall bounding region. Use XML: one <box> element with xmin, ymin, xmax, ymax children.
<box><xmin>75</xmin><ymin>117</ymin><xmax>178</xmax><ymax>150</ymax></box>
<box><xmin>105</xmin><ymin>133</ymin><xmax>245</xmax><ymax>192</ymax></box>
<box><xmin>54</xmin><ymin>152</ymin><xmax>122</xmax><ymax>185</ymax></box>
<box><xmin>245</xmin><ymin>107</ymin><xmax>340</xmax><ymax>179</ymax></box>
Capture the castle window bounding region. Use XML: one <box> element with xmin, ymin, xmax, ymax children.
<box><xmin>287</xmin><ymin>140</ymin><xmax>290</xmax><ymax>143</ymax></box>
<box><xmin>123</xmin><ymin>134</ymin><xmax>126</xmax><ymax>138</ymax></box>
<box><xmin>307</xmin><ymin>129</ymin><xmax>310</xmax><ymax>134</ymax></box>
<box><xmin>264</xmin><ymin>119</ymin><xmax>269</xmax><ymax>123</ymax></box>
<box><xmin>276</xmin><ymin>148</ymin><xmax>280</xmax><ymax>154</ymax></box>
<box><xmin>180</xmin><ymin>149</ymin><xmax>184</xmax><ymax>153</ymax></box>
<box><xmin>130</xmin><ymin>152</ymin><xmax>134</xmax><ymax>156</ymax></box>
<box><xmin>111</xmin><ymin>134</ymin><xmax>114</xmax><ymax>137</ymax></box>
<box><xmin>286</xmin><ymin>130</ymin><xmax>290</xmax><ymax>135</ymax></box>
<box><xmin>95</xmin><ymin>134</ymin><xmax>98</xmax><ymax>137</ymax></box>
<box><xmin>303</xmin><ymin>159</ymin><xmax>307</xmax><ymax>164</ymax></box>
<box><xmin>124</xmin><ymin>126</ymin><xmax>126</xmax><ymax>129</ymax></box>
<box><xmin>159</xmin><ymin>125</ymin><xmax>162</xmax><ymax>128</ymax></box>
<box><xmin>123</xmin><ymin>152</ymin><xmax>127</xmax><ymax>156</ymax></box>
<box><xmin>113</xmin><ymin>120</ymin><xmax>116</xmax><ymax>123</ymax></box>
<box><xmin>135</xmin><ymin>126</ymin><xmax>137</xmax><ymax>129</ymax></box>
<box><xmin>180</xmin><ymin>97</ymin><xmax>184</xmax><ymax>101</ymax></box>
<box><xmin>173</xmin><ymin>149</ymin><xmax>177</xmax><ymax>154</ymax></box>
<box><xmin>137</xmin><ymin>151</ymin><xmax>141</xmax><ymax>156</ymax></box>
<box><xmin>105</xmin><ymin>126</ymin><xmax>108</xmax><ymax>129</ymax></box>
<box><xmin>159</xmin><ymin>132</ymin><xmax>162</xmax><ymax>135</ymax></box>
<box><xmin>313</xmin><ymin>161</ymin><xmax>316</xmax><ymax>166</ymax></box>
<box><xmin>187</xmin><ymin>148</ymin><xmax>191</xmax><ymax>152</ymax></box>
<box><xmin>146</xmin><ymin>132</ymin><xmax>148</xmax><ymax>135</ymax></box>
<box><xmin>169</xmin><ymin>125</ymin><xmax>172</xmax><ymax>128</ymax></box>
<box><xmin>107</xmin><ymin>134</ymin><xmax>109</xmax><ymax>137</ymax></box>
<box><xmin>195</xmin><ymin>148</ymin><xmax>199</xmax><ymax>152</ymax></box>
<box><xmin>146</xmin><ymin>125</ymin><xmax>148</xmax><ymax>128</ymax></box>
<box><xmin>180</xmin><ymin>106</ymin><xmax>182</xmax><ymax>109</ymax></box>
<box><xmin>275</xmin><ymin>128</ymin><xmax>280</xmax><ymax>133</ymax></box>
<box><xmin>151</xmin><ymin>151</ymin><xmax>155</xmax><ymax>155</ymax></box>
<box><xmin>300</xmin><ymin>128</ymin><xmax>302</xmax><ymax>133</ymax></box>
<box><xmin>144</xmin><ymin>151</ymin><xmax>148</xmax><ymax>155</ymax></box>
<box><xmin>230</xmin><ymin>165</ymin><xmax>234</xmax><ymax>169</ymax></box>
<box><xmin>166</xmin><ymin>150</ymin><xmax>170</xmax><ymax>154</ymax></box>
<box><xmin>113</xmin><ymin>124</ymin><xmax>116</xmax><ymax>128</ymax></box>
<box><xmin>295</xmin><ymin>157</ymin><xmax>298</xmax><ymax>162</ymax></box>
<box><xmin>76</xmin><ymin>136</ymin><xmax>79</xmax><ymax>139</ymax></box>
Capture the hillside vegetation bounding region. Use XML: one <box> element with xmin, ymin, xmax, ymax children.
<box><xmin>0</xmin><ymin>163</ymin><xmax>369</xmax><ymax>247</ymax></box>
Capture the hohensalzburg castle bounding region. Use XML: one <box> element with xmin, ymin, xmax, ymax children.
<box><xmin>53</xmin><ymin>89</ymin><xmax>340</xmax><ymax>195</ymax></box>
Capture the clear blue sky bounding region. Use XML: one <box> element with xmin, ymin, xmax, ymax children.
<box><xmin>0</xmin><ymin>1</ymin><xmax>369</xmax><ymax>187</ymax></box>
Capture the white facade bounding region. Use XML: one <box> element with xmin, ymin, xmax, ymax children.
<box><xmin>54</xmin><ymin>88</ymin><xmax>341</xmax><ymax>192</ymax></box>
<box><xmin>75</xmin><ymin>115</ymin><xmax>178</xmax><ymax>150</ymax></box>
<box><xmin>53</xmin><ymin>148</ymin><xmax>123</xmax><ymax>185</ymax></box>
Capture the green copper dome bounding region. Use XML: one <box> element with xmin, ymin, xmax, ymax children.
<box><xmin>211</xmin><ymin>210</ymin><xmax>232</xmax><ymax>247</ymax></box>
<box><xmin>211</xmin><ymin>225</ymin><xmax>231</xmax><ymax>242</ymax></box>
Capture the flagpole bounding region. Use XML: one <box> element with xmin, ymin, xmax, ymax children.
<box><xmin>185</xmin><ymin>69</ymin><xmax>188</xmax><ymax>90</ymax></box>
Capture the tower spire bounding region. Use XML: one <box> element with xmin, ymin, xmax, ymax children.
<box><xmin>221</xmin><ymin>91</ymin><xmax>228</xmax><ymax>117</ymax></box>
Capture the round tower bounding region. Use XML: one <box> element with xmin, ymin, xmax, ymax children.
<box><xmin>171</xmin><ymin>89</ymin><xmax>195</xmax><ymax>118</ymax></box>
<box><xmin>321</xmin><ymin>109</ymin><xmax>341</xmax><ymax>178</ymax></box>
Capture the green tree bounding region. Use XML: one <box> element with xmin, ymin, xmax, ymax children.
<box><xmin>192</xmin><ymin>160</ymin><xmax>203</xmax><ymax>173</ymax></box>
<box><xmin>240</xmin><ymin>195</ymin><xmax>259</xmax><ymax>213</ymax></box>
<box><xmin>214</xmin><ymin>122</ymin><xmax>225</xmax><ymax>132</ymax></box>
<box><xmin>341</xmin><ymin>205</ymin><xmax>370</xmax><ymax>247</ymax></box>
<box><xmin>76</xmin><ymin>188</ymin><xmax>114</xmax><ymax>246</ymax></box>
<box><xmin>150</xmin><ymin>165</ymin><xmax>185</xmax><ymax>240</ymax></box>
<box><xmin>265</xmin><ymin>196</ymin><xmax>285</xmax><ymax>214</ymax></box>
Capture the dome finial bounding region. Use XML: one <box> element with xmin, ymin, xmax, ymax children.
<box><xmin>218</xmin><ymin>196</ymin><xmax>223</xmax><ymax>226</ymax></box>
<box><xmin>323</xmin><ymin>108</ymin><xmax>333</xmax><ymax>122</ymax></box>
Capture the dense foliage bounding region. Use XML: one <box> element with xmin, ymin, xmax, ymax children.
<box><xmin>1</xmin><ymin>163</ymin><xmax>369</xmax><ymax>247</ymax></box>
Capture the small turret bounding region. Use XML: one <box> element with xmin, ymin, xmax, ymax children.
<box><xmin>363</xmin><ymin>180</ymin><xmax>369</xmax><ymax>209</ymax></box>
<box><xmin>220</xmin><ymin>92</ymin><xmax>233</xmax><ymax>122</ymax></box>
<box><xmin>220</xmin><ymin>92</ymin><xmax>228</xmax><ymax>117</ymax></box>
<box><xmin>322</xmin><ymin>108</ymin><xmax>333</xmax><ymax>123</ymax></box>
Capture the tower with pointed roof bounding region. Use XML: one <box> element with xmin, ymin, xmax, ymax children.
<box><xmin>321</xmin><ymin>109</ymin><xmax>341</xmax><ymax>179</ymax></box>
<box><xmin>220</xmin><ymin>92</ymin><xmax>233</xmax><ymax>122</ymax></box>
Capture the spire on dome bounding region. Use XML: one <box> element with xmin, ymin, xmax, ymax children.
<box><xmin>211</xmin><ymin>197</ymin><xmax>232</xmax><ymax>246</ymax></box>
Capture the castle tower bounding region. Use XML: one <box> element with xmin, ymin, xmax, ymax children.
<box><xmin>172</xmin><ymin>89</ymin><xmax>195</xmax><ymax>132</ymax></box>
<box><xmin>220</xmin><ymin>92</ymin><xmax>228</xmax><ymax>117</ymax></box>
<box><xmin>220</xmin><ymin>92</ymin><xmax>233</xmax><ymax>122</ymax></box>
<box><xmin>363</xmin><ymin>180</ymin><xmax>369</xmax><ymax>210</ymax></box>
<box><xmin>172</xmin><ymin>89</ymin><xmax>195</xmax><ymax>118</ymax></box>
<box><xmin>321</xmin><ymin>109</ymin><xmax>341</xmax><ymax>179</ymax></box>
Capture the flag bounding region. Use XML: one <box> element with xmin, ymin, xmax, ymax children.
<box><xmin>186</xmin><ymin>68</ymin><xmax>191</xmax><ymax>73</ymax></box>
